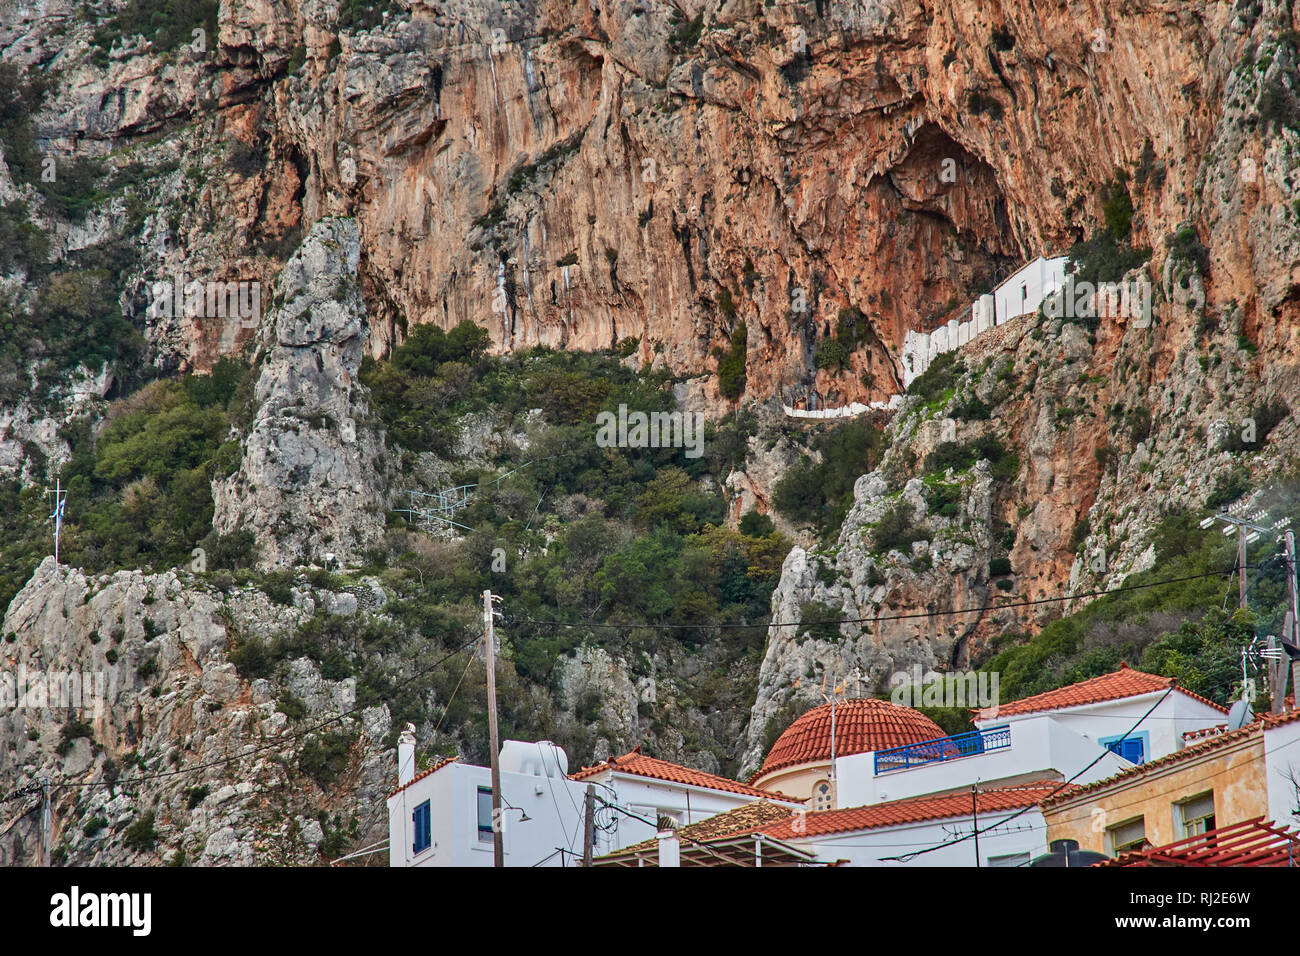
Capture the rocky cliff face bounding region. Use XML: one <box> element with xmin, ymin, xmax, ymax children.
<box><xmin>1</xmin><ymin>0</ymin><xmax>1299</xmax><ymax>852</ymax></box>
<box><xmin>0</xmin><ymin>557</ymin><xmax>392</xmax><ymax>865</ymax></box>
<box><xmin>211</xmin><ymin>216</ymin><xmax>391</xmax><ymax>568</ymax></box>
<box><xmin>11</xmin><ymin>0</ymin><xmax>1292</xmax><ymax>401</ymax></box>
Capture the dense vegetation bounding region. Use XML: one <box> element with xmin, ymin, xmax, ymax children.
<box><xmin>0</xmin><ymin>64</ymin><xmax>157</xmax><ymax>405</ymax></box>
<box><xmin>772</xmin><ymin>418</ymin><xmax>886</xmax><ymax>536</ymax></box>
<box><xmin>358</xmin><ymin>327</ymin><xmax>792</xmax><ymax>764</ymax></box>
<box><xmin>2</xmin><ymin>325</ymin><xmax>795</xmax><ymax>773</ymax></box>
<box><xmin>977</xmin><ymin>498</ymin><xmax>1300</xmax><ymax>707</ymax></box>
<box><xmin>0</xmin><ymin>359</ymin><xmax>254</xmax><ymax>613</ymax></box>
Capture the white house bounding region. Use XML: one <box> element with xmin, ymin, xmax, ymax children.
<box><xmin>832</xmin><ymin>664</ymin><xmax>1229</xmax><ymax>808</ymax></box>
<box><xmin>993</xmin><ymin>255</ymin><xmax>1067</xmax><ymax>326</ymax></box>
<box><xmin>387</xmin><ymin>738</ymin><xmax>587</xmax><ymax>868</ymax></box>
<box><xmin>754</xmin><ymin>781</ymin><xmax>1064</xmax><ymax>867</ymax></box>
<box><xmin>387</xmin><ymin>733</ymin><xmax>797</xmax><ymax>867</ymax></box>
<box><xmin>568</xmin><ymin>747</ymin><xmax>800</xmax><ymax>851</ymax></box>
<box><xmin>387</xmin><ymin>666</ymin><xmax>1236</xmax><ymax>867</ymax></box>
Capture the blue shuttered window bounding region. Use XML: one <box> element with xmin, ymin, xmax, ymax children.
<box><xmin>412</xmin><ymin>800</ymin><xmax>431</xmax><ymax>854</ymax></box>
<box><xmin>1104</xmin><ymin>735</ymin><xmax>1145</xmax><ymax>764</ymax></box>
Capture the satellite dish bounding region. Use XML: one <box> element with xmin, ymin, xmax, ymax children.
<box><xmin>1227</xmin><ymin>699</ymin><xmax>1253</xmax><ymax>730</ymax></box>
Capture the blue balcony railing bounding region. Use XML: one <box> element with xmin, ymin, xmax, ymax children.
<box><xmin>874</xmin><ymin>725</ymin><xmax>1011</xmax><ymax>774</ymax></box>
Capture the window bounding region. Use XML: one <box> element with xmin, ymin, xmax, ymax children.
<box><xmin>1107</xmin><ymin>816</ymin><xmax>1146</xmax><ymax>855</ymax></box>
<box><xmin>477</xmin><ymin>786</ymin><xmax>494</xmax><ymax>842</ymax></box>
<box><xmin>812</xmin><ymin>780</ymin><xmax>833</xmax><ymax>813</ymax></box>
<box><xmin>1176</xmin><ymin>792</ymin><xmax>1216</xmax><ymax>838</ymax></box>
<box><xmin>412</xmin><ymin>800</ymin><xmax>431</xmax><ymax>855</ymax></box>
<box><xmin>988</xmin><ymin>852</ymin><xmax>1029</xmax><ymax>868</ymax></box>
<box><xmin>1100</xmin><ymin>732</ymin><xmax>1147</xmax><ymax>765</ymax></box>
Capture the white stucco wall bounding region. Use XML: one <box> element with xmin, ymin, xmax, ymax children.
<box><xmin>899</xmin><ymin>257</ymin><xmax>1066</xmax><ymax>387</ymax></box>
<box><xmin>388</xmin><ymin>762</ymin><xmax>587</xmax><ymax>868</ymax></box>
<box><xmin>792</xmin><ymin>809</ymin><xmax>1050</xmax><ymax>867</ymax></box>
<box><xmin>1263</xmin><ymin>718</ymin><xmax>1300</xmax><ymax>829</ymax></box>
<box><xmin>993</xmin><ymin>256</ymin><xmax>1067</xmax><ymax>325</ymax></box>
<box><xmin>388</xmin><ymin>761</ymin><xmax>798</xmax><ymax>866</ymax></box>
<box><xmin>835</xmin><ymin>716</ymin><xmax>1135</xmax><ymax>808</ymax></box>
<box><xmin>585</xmin><ymin>773</ymin><xmax>798</xmax><ymax>852</ymax></box>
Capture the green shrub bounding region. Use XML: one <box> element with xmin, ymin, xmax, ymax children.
<box><xmin>1206</xmin><ymin>466</ymin><xmax>1251</xmax><ymax>509</ymax></box>
<box><xmin>94</xmin><ymin>0</ymin><xmax>220</xmax><ymax>57</ymax></box>
<box><xmin>814</xmin><ymin>337</ymin><xmax>850</xmax><ymax>372</ymax></box>
<box><xmin>925</xmin><ymin>481</ymin><xmax>962</xmax><ymax>518</ymax></box>
<box><xmin>796</xmin><ymin>601</ymin><xmax>843</xmax><ymax>641</ymax></box>
<box><xmin>873</xmin><ymin>501</ymin><xmax>927</xmax><ymax>554</ymax></box>
<box><xmin>298</xmin><ymin>732</ymin><xmax>355</xmax><ymax>788</ymax></box>
<box><xmin>716</xmin><ymin>323</ymin><xmax>747</xmax><ymax>400</ymax></box>
<box><xmin>739</xmin><ymin>510</ymin><xmax>775</xmax><ymax>536</ymax></box>
<box><xmin>907</xmin><ymin>351</ymin><xmax>963</xmax><ymax>405</ymax></box>
<box><xmin>923</xmin><ymin>435</ymin><xmax>1015</xmax><ymax>478</ymax></box>
<box><xmin>772</xmin><ymin>419</ymin><xmax>885</xmax><ymax>535</ymax></box>
<box><xmin>56</xmin><ymin>717</ymin><xmax>94</xmax><ymax>756</ymax></box>
<box><xmin>122</xmin><ymin>811</ymin><xmax>158</xmax><ymax>851</ymax></box>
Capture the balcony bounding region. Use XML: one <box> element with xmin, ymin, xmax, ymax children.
<box><xmin>874</xmin><ymin>725</ymin><xmax>1011</xmax><ymax>775</ymax></box>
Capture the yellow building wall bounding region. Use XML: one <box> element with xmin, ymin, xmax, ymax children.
<box><xmin>1044</xmin><ymin>739</ymin><xmax>1268</xmax><ymax>854</ymax></box>
<box><xmin>753</xmin><ymin>762</ymin><xmax>829</xmax><ymax>804</ymax></box>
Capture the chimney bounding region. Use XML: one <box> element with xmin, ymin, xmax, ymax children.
<box><xmin>657</xmin><ymin>829</ymin><xmax>680</xmax><ymax>868</ymax></box>
<box><xmin>397</xmin><ymin>722</ymin><xmax>416</xmax><ymax>787</ymax></box>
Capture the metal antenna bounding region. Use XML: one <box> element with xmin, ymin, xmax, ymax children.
<box><xmin>45</xmin><ymin>478</ymin><xmax>67</xmax><ymax>565</ymax></box>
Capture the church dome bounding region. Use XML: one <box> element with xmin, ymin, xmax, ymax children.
<box><xmin>757</xmin><ymin>698</ymin><xmax>947</xmax><ymax>779</ymax></box>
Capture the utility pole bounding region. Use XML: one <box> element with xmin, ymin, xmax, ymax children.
<box><xmin>971</xmin><ymin>784</ymin><xmax>980</xmax><ymax>867</ymax></box>
<box><xmin>41</xmin><ymin>776</ymin><xmax>51</xmax><ymax>867</ymax></box>
<box><xmin>1286</xmin><ymin>532</ymin><xmax>1299</xmax><ymax>646</ymax></box>
<box><xmin>582</xmin><ymin>785</ymin><xmax>595</xmax><ymax>867</ymax></box>
<box><xmin>483</xmin><ymin>589</ymin><xmax>503</xmax><ymax>868</ymax></box>
<box><xmin>1238</xmin><ymin>526</ymin><xmax>1248</xmax><ymax>610</ymax></box>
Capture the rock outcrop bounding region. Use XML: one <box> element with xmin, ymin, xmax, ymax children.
<box><xmin>211</xmin><ymin>217</ymin><xmax>391</xmax><ymax>567</ymax></box>
<box><xmin>0</xmin><ymin>557</ymin><xmax>392</xmax><ymax>866</ymax></box>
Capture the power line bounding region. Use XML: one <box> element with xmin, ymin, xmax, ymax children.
<box><xmin>513</xmin><ymin>566</ymin><xmax>1245</xmax><ymax>632</ymax></box>
<box><xmin>1045</xmin><ymin>728</ymin><xmax>1300</xmax><ymax>829</ymax></box>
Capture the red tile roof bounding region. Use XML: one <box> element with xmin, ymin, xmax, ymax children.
<box><xmin>977</xmin><ymin>664</ymin><xmax>1228</xmax><ymax>720</ymax></box>
<box><xmin>571</xmin><ymin>748</ymin><xmax>792</xmax><ymax>800</ymax></box>
<box><xmin>388</xmin><ymin>755</ymin><xmax>457</xmax><ymax>798</ymax></box>
<box><xmin>756</xmin><ymin>781</ymin><xmax>1073</xmax><ymax>840</ymax></box>
<box><xmin>600</xmin><ymin>800</ymin><xmax>796</xmax><ymax>859</ymax></box>
<box><xmin>1099</xmin><ymin>817</ymin><xmax>1300</xmax><ymax>867</ymax></box>
<box><xmin>755</xmin><ymin>697</ymin><xmax>947</xmax><ymax>781</ymax></box>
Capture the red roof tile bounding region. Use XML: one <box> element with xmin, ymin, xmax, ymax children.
<box><xmin>388</xmin><ymin>755</ymin><xmax>457</xmax><ymax>798</ymax></box>
<box><xmin>1100</xmin><ymin>817</ymin><xmax>1300</xmax><ymax>867</ymax></box>
<box><xmin>977</xmin><ymin>664</ymin><xmax>1228</xmax><ymax>720</ymax></box>
<box><xmin>757</xmin><ymin>782</ymin><xmax>1072</xmax><ymax>840</ymax></box>
<box><xmin>571</xmin><ymin>747</ymin><xmax>792</xmax><ymax>800</ymax></box>
<box><xmin>755</xmin><ymin>698</ymin><xmax>947</xmax><ymax>780</ymax></box>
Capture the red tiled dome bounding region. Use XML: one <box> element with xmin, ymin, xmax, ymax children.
<box><xmin>757</xmin><ymin>698</ymin><xmax>947</xmax><ymax>778</ymax></box>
